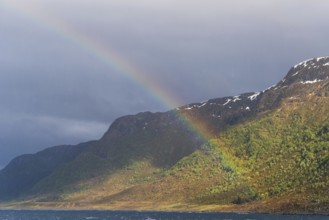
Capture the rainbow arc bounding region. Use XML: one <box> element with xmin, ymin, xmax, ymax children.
<box><xmin>5</xmin><ymin>1</ymin><xmax>214</xmax><ymax>142</ymax></box>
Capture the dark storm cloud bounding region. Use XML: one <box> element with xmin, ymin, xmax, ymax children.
<box><xmin>1</xmin><ymin>0</ymin><xmax>329</xmax><ymax>167</ymax></box>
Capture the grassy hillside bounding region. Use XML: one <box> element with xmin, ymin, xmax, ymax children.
<box><xmin>7</xmin><ymin>83</ymin><xmax>328</xmax><ymax>214</ymax></box>
<box><xmin>195</xmin><ymin>93</ymin><xmax>329</xmax><ymax>212</ymax></box>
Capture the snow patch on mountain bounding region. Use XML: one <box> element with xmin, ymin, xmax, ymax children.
<box><xmin>294</xmin><ymin>59</ymin><xmax>312</xmax><ymax>69</ymax></box>
<box><xmin>223</xmin><ymin>99</ymin><xmax>232</xmax><ymax>106</ymax></box>
<box><xmin>292</xmin><ymin>71</ymin><xmax>300</xmax><ymax>76</ymax></box>
<box><xmin>300</xmin><ymin>79</ymin><xmax>323</xmax><ymax>84</ymax></box>
<box><xmin>316</xmin><ymin>57</ymin><xmax>328</xmax><ymax>62</ymax></box>
<box><xmin>232</xmin><ymin>96</ymin><xmax>241</xmax><ymax>102</ymax></box>
<box><xmin>263</xmin><ymin>84</ymin><xmax>277</xmax><ymax>93</ymax></box>
<box><xmin>248</xmin><ymin>92</ymin><xmax>260</xmax><ymax>101</ymax></box>
<box><xmin>293</xmin><ymin>57</ymin><xmax>329</xmax><ymax>69</ymax></box>
<box><xmin>198</xmin><ymin>102</ymin><xmax>208</xmax><ymax>108</ymax></box>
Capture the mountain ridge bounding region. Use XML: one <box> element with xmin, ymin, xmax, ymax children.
<box><xmin>0</xmin><ymin>57</ymin><xmax>328</xmax><ymax>213</ymax></box>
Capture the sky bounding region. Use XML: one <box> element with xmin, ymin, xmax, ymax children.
<box><xmin>1</xmin><ymin>0</ymin><xmax>329</xmax><ymax>168</ymax></box>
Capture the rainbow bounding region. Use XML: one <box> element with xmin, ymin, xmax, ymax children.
<box><xmin>5</xmin><ymin>1</ymin><xmax>213</xmax><ymax>141</ymax></box>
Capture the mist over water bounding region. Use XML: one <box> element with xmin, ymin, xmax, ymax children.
<box><xmin>0</xmin><ymin>210</ymin><xmax>327</xmax><ymax>220</ymax></box>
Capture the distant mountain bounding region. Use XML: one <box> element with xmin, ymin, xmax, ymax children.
<box><xmin>0</xmin><ymin>142</ymin><xmax>91</xmax><ymax>200</ymax></box>
<box><xmin>0</xmin><ymin>57</ymin><xmax>328</xmax><ymax>214</ymax></box>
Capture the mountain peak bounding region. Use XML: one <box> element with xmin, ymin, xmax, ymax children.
<box><xmin>283</xmin><ymin>56</ymin><xmax>329</xmax><ymax>85</ymax></box>
<box><xmin>293</xmin><ymin>56</ymin><xmax>329</xmax><ymax>69</ymax></box>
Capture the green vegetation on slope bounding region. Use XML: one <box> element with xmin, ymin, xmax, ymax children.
<box><xmin>173</xmin><ymin>94</ymin><xmax>329</xmax><ymax>212</ymax></box>
<box><xmin>16</xmin><ymin>92</ymin><xmax>328</xmax><ymax>214</ymax></box>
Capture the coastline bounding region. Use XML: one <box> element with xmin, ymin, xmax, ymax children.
<box><xmin>0</xmin><ymin>201</ymin><xmax>328</xmax><ymax>216</ymax></box>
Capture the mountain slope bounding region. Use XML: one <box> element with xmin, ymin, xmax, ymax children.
<box><xmin>0</xmin><ymin>142</ymin><xmax>91</xmax><ymax>199</ymax></box>
<box><xmin>0</xmin><ymin>57</ymin><xmax>328</xmax><ymax>213</ymax></box>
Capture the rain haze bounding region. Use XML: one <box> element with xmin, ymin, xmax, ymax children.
<box><xmin>1</xmin><ymin>0</ymin><xmax>329</xmax><ymax>168</ymax></box>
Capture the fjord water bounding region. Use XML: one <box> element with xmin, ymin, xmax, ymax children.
<box><xmin>0</xmin><ymin>210</ymin><xmax>327</xmax><ymax>220</ymax></box>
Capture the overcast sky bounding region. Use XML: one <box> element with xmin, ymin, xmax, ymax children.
<box><xmin>1</xmin><ymin>0</ymin><xmax>329</xmax><ymax>168</ymax></box>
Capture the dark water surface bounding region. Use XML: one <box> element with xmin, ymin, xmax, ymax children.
<box><xmin>0</xmin><ymin>210</ymin><xmax>327</xmax><ymax>220</ymax></box>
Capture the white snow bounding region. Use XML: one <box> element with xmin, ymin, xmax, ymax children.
<box><xmin>292</xmin><ymin>71</ymin><xmax>299</xmax><ymax>76</ymax></box>
<box><xmin>263</xmin><ymin>84</ymin><xmax>277</xmax><ymax>93</ymax></box>
<box><xmin>248</xmin><ymin>92</ymin><xmax>260</xmax><ymax>101</ymax></box>
<box><xmin>294</xmin><ymin>57</ymin><xmax>329</xmax><ymax>69</ymax></box>
<box><xmin>292</xmin><ymin>71</ymin><xmax>300</xmax><ymax>76</ymax></box>
<box><xmin>324</xmin><ymin>62</ymin><xmax>329</xmax><ymax>66</ymax></box>
<box><xmin>316</xmin><ymin>57</ymin><xmax>328</xmax><ymax>62</ymax></box>
<box><xmin>198</xmin><ymin>102</ymin><xmax>208</xmax><ymax>108</ymax></box>
<box><xmin>300</xmin><ymin>79</ymin><xmax>322</xmax><ymax>84</ymax></box>
<box><xmin>223</xmin><ymin>99</ymin><xmax>232</xmax><ymax>106</ymax></box>
<box><xmin>246</xmin><ymin>106</ymin><xmax>250</xmax><ymax>110</ymax></box>
<box><xmin>232</xmin><ymin>95</ymin><xmax>241</xmax><ymax>102</ymax></box>
<box><xmin>184</xmin><ymin>101</ymin><xmax>208</xmax><ymax>110</ymax></box>
<box><xmin>293</xmin><ymin>58</ymin><xmax>312</xmax><ymax>69</ymax></box>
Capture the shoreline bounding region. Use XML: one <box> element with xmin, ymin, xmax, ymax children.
<box><xmin>0</xmin><ymin>203</ymin><xmax>328</xmax><ymax>216</ymax></box>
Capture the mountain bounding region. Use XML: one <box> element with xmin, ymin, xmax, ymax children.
<box><xmin>0</xmin><ymin>142</ymin><xmax>92</xmax><ymax>200</ymax></box>
<box><xmin>0</xmin><ymin>57</ymin><xmax>328</xmax><ymax>214</ymax></box>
